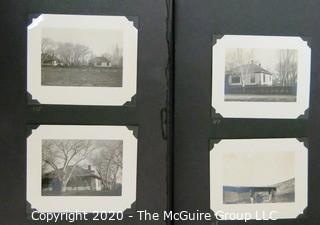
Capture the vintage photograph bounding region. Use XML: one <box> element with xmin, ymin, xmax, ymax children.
<box><xmin>41</xmin><ymin>28</ymin><xmax>123</xmax><ymax>87</ymax></box>
<box><xmin>27</xmin><ymin>125</ymin><xmax>137</xmax><ymax>212</ymax></box>
<box><xmin>42</xmin><ymin>139</ymin><xmax>123</xmax><ymax>196</ymax></box>
<box><xmin>28</xmin><ymin>14</ymin><xmax>138</xmax><ymax>105</ymax></box>
<box><xmin>211</xmin><ymin>35</ymin><xmax>311</xmax><ymax>118</ymax></box>
<box><xmin>210</xmin><ymin>138</ymin><xmax>308</xmax><ymax>220</ymax></box>
<box><xmin>222</xmin><ymin>151</ymin><xmax>295</xmax><ymax>204</ymax></box>
<box><xmin>225</xmin><ymin>48</ymin><xmax>298</xmax><ymax>102</ymax></box>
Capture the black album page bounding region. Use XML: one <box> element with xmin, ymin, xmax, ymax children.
<box><xmin>0</xmin><ymin>1</ymin><xmax>172</xmax><ymax>225</ymax></box>
<box><xmin>174</xmin><ymin>0</ymin><xmax>320</xmax><ymax>225</ymax></box>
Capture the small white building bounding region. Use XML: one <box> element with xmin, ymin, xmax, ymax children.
<box><xmin>91</xmin><ymin>57</ymin><xmax>112</xmax><ymax>68</ymax></box>
<box><xmin>226</xmin><ymin>63</ymin><xmax>273</xmax><ymax>87</ymax></box>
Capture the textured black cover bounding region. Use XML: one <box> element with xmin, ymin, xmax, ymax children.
<box><xmin>0</xmin><ymin>0</ymin><xmax>172</xmax><ymax>225</ymax></box>
<box><xmin>174</xmin><ymin>0</ymin><xmax>320</xmax><ymax>225</ymax></box>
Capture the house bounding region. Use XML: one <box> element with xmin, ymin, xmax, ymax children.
<box><xmin>226</xmin><ymin>62</ymin><xmax>273</xmax><ymax>87</ymax></box>
<box><xmin>89</xmin><ymin>56</ymin><xmax>112</xmax><ymax>67</ymax></box>
<box><xmin>42</xmin><ymin>165</ymin><xmax>102</xmax><ymax>192</ymax></box>
<box><xmin>42</xmin><ymin>54</ymin><xmax>60</xmax><ymax>66</ymax></box>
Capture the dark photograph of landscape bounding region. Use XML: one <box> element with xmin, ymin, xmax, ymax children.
<box><xmin>41</xmin><ymin>28</ymin><xmax>123</xmax><ymax>87</ymax></box>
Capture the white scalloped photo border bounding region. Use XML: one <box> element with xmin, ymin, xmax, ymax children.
<box><xmin>27</xmin><ymin>125</ymin><xmax>137</xmax><ymax>212</ymax></box>
<box><xmin>210</xmin><ymin>138</ymin><xmax>308</xmax><ymax>220</ymax></box>
<box><xmin>28</xmin><ymin>14</ymin><xmax>137</xmax><ymax>105</ymax></box>
<box><xmin>212</xmin><ymin>35</ymin><xmax>311</xmax><ymax>118</ymax></box>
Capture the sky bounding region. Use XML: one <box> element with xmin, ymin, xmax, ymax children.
<box><xmin>42</xmin><ymin>139</ymin><xmax>122</xmax><ymax>173</ymax></box>
<box><xmin>222</xmin><ymin>151</ymin><xmax>295</xmax><ymax>186</ymax></box>
<box><xmin>42</xmin><ymin>28</ymin><xmax>123</xmax><ymax>56</ymax></box>
<box><xmin>225</xmin><ymin>48</ymin><xmax>298</xmax><ymax>73</ymax></box>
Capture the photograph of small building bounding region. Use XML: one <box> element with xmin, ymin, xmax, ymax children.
<box><xmin>90</xmin><ymin>56</ymin><xmax>112</xmax><ymax>68</ymax></box>
<box><xmin>41</xmin><ymin>28</ymin><xmax>123</xmax><ymax>87</ymax></box>
<box><xmin>42</xmin><ymin>139</ymin><xmax>123</xmax><ymax>196</ymax></box>
<box><xmin>42</xmin><ymin>165</ymin><xmax>102</xmax><ymax>194</ymax></box>
<box><xmin>224</xmin><ymin>48</ymin><xmax>298</xmax><ymax>102</ymax></box>
<box><xmin>226</xmin><ymin>62</ymin><xmax>273</xmax><ymax>87</ymax></box>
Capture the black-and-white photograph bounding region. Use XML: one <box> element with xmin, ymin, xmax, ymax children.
<box><xmin>27</xmin><ymin>125</ymin><xmax>137</xmax><ymax>212</ymax></box>
<box><xmin>210</xmin><ymin>138</ymin><xmax>308</xmax><ymax>220</ymax></box>
<box><xmin>42</xmin><ymin>139</ymin><xmax>123</xmax><ymax>196</ymax></box>
<box><xmin>41</xmin><ymin>28</ymin><xmax>123</xmax><ymax>87</ymax></box>
<box><xmin>225</xmin><ymin>48</ymin><xmax>298</xmax><ymax>102</ymax></box>
<box><xmin>222</xmin><ymin>151</ymin><xmax>295</xmax><ymax>204</ymax></box>
<box><xmin>211</xmin><ymin>35</ymin><xmax>311</xmax><ymax>118</ymax></box>
<box><xmin>28</xmin><ymin>14</ymin><xmax>138</xmax><ymax>105</ymax></box>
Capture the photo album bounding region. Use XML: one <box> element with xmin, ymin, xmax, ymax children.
<box><xmin>1</xmin><ymin>0</ymin><xmax>319</xmax><ymax>225</ymax></box>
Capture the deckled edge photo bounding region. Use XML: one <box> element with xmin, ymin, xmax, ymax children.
<box><xmin>27</xmin><ymin>14</ymin><xmax>138</xmax><ymax>105</ymax></box>
<box><xmin>210</xmin><ymin>138</ymin><xmax>308</xmax><ymax>220</ymax></box>
<box><xmin>27</xmin><ymin>125</ymin><xmax>138</xmax><ymax>212</ymax></box>
<box><xmin>212</xmin><ymin>35</ymin><xmax>311</xmax><ymax>118</ymax></box>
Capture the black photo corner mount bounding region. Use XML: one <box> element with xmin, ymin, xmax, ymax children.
<box><xmin>298</xmin><ymin>109</ymin><xmax>309</xmax><ymax>119</ymax></box>
<box><xmin>126</xmin><ymin>126</ymin><xmax>139</xmax><ymax>139</ymax></box>
<box><xmin>125</xmin><ymin>16</ymin><xmax>139</xmax><ymax>30</ymax></box>
<box><xmin>296</xmin><ymin>207</ymin><xmax>308</xmax><ymax>220</ymax></box>
<box><xmin>209</xmin><ymin>139</ymin><xmax>221</xmax><ymax>151</ymax></box>
<box><xmin>123</xmin><ymin>201</ymin><xmax>137</xmax><ymax>215</ymax></box>
<box><xmin>212</xmin><ymin>34</ymin><xmax>224</xmax><ymax>47</ymax></box>
<box><xmin>211</xmin><ymin>106</ymin><xmax>223</xmax><ymax>120</ymax></box>
<box><xmin>27</xmin><ymin>92</ymin><xmax>41</xmax><ymax>105</ymax></box>
<box><xmin>296</xmin><ymin>137</ymin><xmax>309</xmax><ymax>149</ymax></box>
<box><xmin>27</xmin><ymin>13</ymin><xmax>41</xmax><ymax>26</ymax></box>
<box><xmin>26</xmin><ymin>124</ymin><xmax>40</xmax><ymax>138</ymax></box>
<box><xmin>26</xmin><ymin>201</ymin><xmax>39</xmax><ymax>220</ymax></box>
<box><xmin>123</xmin><ymin>94</ymin><xmax>137</xmax><ymax>107</ymax></box>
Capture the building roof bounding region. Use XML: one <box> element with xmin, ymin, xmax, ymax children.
<box><xmin>91</xmin><ymin>56</ymin><xmax>111</xmax><ymax>63</ymax></box>
<box><xmin>227</xmin><ymin>63</ymin><xmax>273</xmax><ymax>76</ymax></box>
<box><xmin>43</xmin><ymin>165</ymin><xmax>101</xmax><ymax>180</ymax></box>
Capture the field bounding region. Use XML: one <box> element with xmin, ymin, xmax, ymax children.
<box><xmin>42</xmin><ymin>189</ymin><xmax>121</xmax><ymax>196</ymax></box>
<box><xmin>225</xmin><ymin>94</ymin><xmax>296</xmax><ymax>102</ymax></box>
<box><xmin>41</xmin><ymin>66</ymin><xmax>122</xmax><ymax>87</ymax></box>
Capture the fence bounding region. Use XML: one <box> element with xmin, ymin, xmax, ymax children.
<box><xmin>225</xmin><ymin>85</ymin><xmax>297</xmax><ymax>95</ymax></box>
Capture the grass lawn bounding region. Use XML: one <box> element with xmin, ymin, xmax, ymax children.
<box><xmin>41</xmin><ymin>66</ymin><xmax>122</xmax><ymax>87</ymax></box>
<box><xmin>42</xmin><ymin>189</ymin><xmax>121</xmax><ymax>196</ymax></box>
<box><xmin>225</xmin><ymin>94</ymin><xmax>296</xmax><ymax>102</ymax></box>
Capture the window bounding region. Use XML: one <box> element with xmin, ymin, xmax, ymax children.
<box><xmin>263</xmin><ymin>74</ymin><xmax>266</xmax><ymax>83</ymax></box>
<box><xmin>231</xmin><ymin>76</ymin><xmax>241</xmax><ymax>84</ymax></box>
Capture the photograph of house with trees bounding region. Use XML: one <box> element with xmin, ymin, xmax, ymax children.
<box><xmin>41</xmin><ymin>28</ymin><xmax>123</xmax><ymax>87</ymax></box>
<box><xmin>225</xmin><ymin>48</ymin><xmax>298</xmax><ymax>102</ymax></box>
<box><xmin>41</xmin><ymin>139</ymin><xmax>123</xmax><ymax>196</ymax></box>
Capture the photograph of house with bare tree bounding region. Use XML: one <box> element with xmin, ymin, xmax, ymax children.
<box><xmin>41</xmin><ymin>28</ymin><xmax>123</xmax><ymax>87</ymax></box>
<box><xmin>42</xmin><ymin>139</ymin><xmax>123</xmax><ymax>196</ymax></box>
<box><xmin>222</xmin><ymin>150</ymin><xmax>295</xmax><ymax>204</ymax></box>
<box><xmin>225</xmin><ymin>48</ymin><xmax>298</xmax><ymax>102</ymax></box>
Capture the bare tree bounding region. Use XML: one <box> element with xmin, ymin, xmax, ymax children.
<box><xmin>225</xmin><ymin>48</ymin><xmax>256</xmax><ymax>87</ymax></box>
<box><xmin>73</xmin><ymin>44</ymin><xmax>91</xmax><ymax>65</ymax></box>
<box><xmin>55</xmin><ymin>42</ymin><xmax>75</xmax><ymax>66</ymax></box>
<box><xmin>41</xmin><ymin>38</ymin><xmax>56</xmax><ymax>63</ymax></box>
<box><xmin>276</xmin><ymin>49</ymin><xmax>298</xmax><ymax>86</ymax></box>
<box><xmin>42</xmin><ymin>140</ymin><xmax>96</xmax><ymax>192</ymax></box>
<box><xmin>89</xmin><ymin>141</ymin><xmax>123</xmax><ymax>191</ymax></box>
